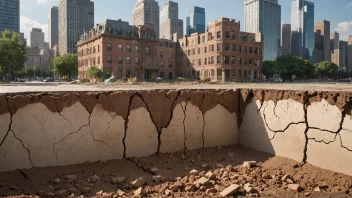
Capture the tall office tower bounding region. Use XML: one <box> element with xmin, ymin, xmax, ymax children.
<box><xmin>48</xmin><ymin>6</ymin><xmax>59</xmax><ymax>49</ymax></box>
<box><xmin>291</xmin><ymin>0</ymin><xmax>315</xmax><ymax>62</ymax></box>
<box><xmin>281</xmin><ymin>24</ymin><xmax>291</xmax><ymax>56</ymax></box>
<box><xmin>186</xmin><ymin>6</ymin><xmax>206</xmax><ymax>36</ymax></box>
<box><xmin>59</xmin><ymin>0</ymin><xmax>94</xmax><ymax>55</ymax></box>
<box><xmin>330</xmin><ymin>32</ymin><xmax>339</xmax><ymax>67</ymax></box>
<box><xmin>348</xmin><ymin>36</ymin><xmax>352</xmax><ymax>72</ymax></box>
<box><xmin>30</xmin><ymin>28</ymin><xmax>45</xmax><ymax>48</ymax></box>
<box><xmin>244</xmin><ymin>0</ymin><xmax>281</xmax><ymax>61</ymax></box>
<box><xmin>314</xmin><ymin>20</ymin><xmax>331</xmax><ymax>63</ymax></box>
<box><xmin>0</xmin><ymin>0</ymin><xmax>20</xmax><ymax>32</ymax></box>
<box><xmin>338</xmin><ymin>41</ymin><xmax>348</xmax><ymax>71</ymax></box>
<box><xmin>133</xmin><ymin>0</ymin><xmax>160</xmax><ymax>39</ymax></box>
<box><xmin>160</xmin><ymin>1</ymin><xmax>183</xmax><ymax>39</ymax></box>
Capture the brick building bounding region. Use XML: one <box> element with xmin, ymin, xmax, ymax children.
<box><xmin>77</xmin><ymin>18</ymin><xmax>263</xmax><ymax>82</ymax></box>
<box><xmin>178</xmin><ymin>18</ymin><xmax>263</xmax><ymax>82</ymax></box>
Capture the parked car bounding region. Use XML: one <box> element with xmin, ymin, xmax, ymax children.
<box><xmin>16</xmin><ymin>78</ymin><xmax>25</xmax><ymax>82</ymax></box>
<box><xmin>270</xmin><ymin>78</ymin><xmax>283</xmax><ymax>83</ymax></box>
<box><xmin>43</xmin><ymin>77</ymin><xmax>55</xmax><ymax>82</ymax></box>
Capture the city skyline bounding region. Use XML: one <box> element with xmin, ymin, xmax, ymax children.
<box><xmin>18</xmin><ymin>0</ymin><xmax>352</xmax><ymax>42</ymax></box>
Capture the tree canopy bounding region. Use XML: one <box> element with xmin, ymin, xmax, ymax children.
<box><xmin>87</xmin><ymin>65</ymin><xmax>103</xmax><ymax>81</ymax></box>
<box><xmin>262</xmin><ymin>61</ymin><xmax>279</xmax><ymax>79</ymax></box>
<box><xmin>314</xmin><ymin>61</ymin><xmax>339</xmax><ymax>78</ymax></box>
<box><xmin>276</xmin><ymin>55</ymin><xmax>314</xmax><ymax>81</ymax></box>
<box><xmin>51</xmin><ymin>53</ymin><xmax>78</xmax><ymax>81</ymax></box>
<box><xmin>0</xmin><ymin>30</ymin><xmax>27</xmax><ymax>81</ymax></box>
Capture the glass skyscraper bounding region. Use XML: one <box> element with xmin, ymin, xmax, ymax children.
<box><xmin>291</xmin><ymin>0</ymin><xmax>315</xmax><ymax>62</ymax></box>
<box><xmin>186</xmin><ymin>6</ymin><xmax>205</xmax><ymax>36</ymax></box>
<box><xmin>244</xmin><ymin>0</ymin><xmax>281</xmax><ymax>61</ymax></box>
<box><xmin>0</xmin><ymin>0</ymin><xmax>20</xmax><ymax>32</ymax></box>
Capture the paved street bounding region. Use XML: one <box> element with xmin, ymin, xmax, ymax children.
<box><xmin>1</xmin><ymin>81</ymin><xmax>352</xmax><ymax>93</ymax></box>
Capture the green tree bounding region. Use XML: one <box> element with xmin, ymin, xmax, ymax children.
<box><xmin>276</xmin><ymin>55</ymin><xmax>314</xmax><ymax>81</ymax></box>
<box><xmin>314</xmin><ymin>61</ymin><xmax>338</xmax><ymax>78</ymax></box>
<box><xmin>51</xmin><ymin>53</ymin><xmax>78</xmax><ymax>81</ymax></box>
<box><xmin>87</xmin><ymin>65</ymin><xmax>103</xmax><ymax>82</ymax></box>
<box><xmin>262</xmin><ymin>61</ymin><xmax>279</xmax><ymax>79</ymax></box>
<box><xmin>0</xmin><ymin>30</ymin><xmax>28</xmax><ymax>81</ymax></box>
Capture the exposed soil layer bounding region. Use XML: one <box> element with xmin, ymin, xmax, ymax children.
<box><xmin>1</xmin><ymin>145</ymin><xmax>352</xmax><ymax>198</ymax></box>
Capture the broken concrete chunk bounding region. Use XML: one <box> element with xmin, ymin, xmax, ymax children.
<box><xmin>152</xmin><ymin>175</ymin><xmax>165</xmax><ymax>182</ymax></box>
<box><xmin>185</xmin><ymin>184</ymin><xmax>196</xmax><ymax>192</ymax></box>
<box><xmin>220</xmin><ymin>184</ymin><xmax>240</xmax><ymax>197</ymax></box>
<box><xmin>243</xmin><ymin>161</ymin><xmax>257</xmax><ymax>168</ymax></box>
<box><xmin>244</xmin><ymin>183</ymin><xmax>255</xmax><ymax>193</ymax></box>
<box><xmin>288</xmin><ymin>184</ymin><xmax>303</xmax><ymax>192</ymax></box>
<box><xmin>131</xmin><ymin>177</ymin><xmax>146</xmax><ymax>188</ymax></box>
<box><xmin>189</xmin><ymin>169</ymin><xmax>199</xmax><ymax>176</ymax></box>
<box><xmin>314</xmin><ymin>186</ymin><xmax>321</xmax><ymax>192</ymax></box>
<box><xmin>205</xmin><ymin>171</ymin><xmax>216</xmax><ymax>179</ymax></box>
<box><xmin>206</xmin><ymin>188</ymin><xmax>217</xmax><ymax>194</ymax></box>
<box><xmin>194</xmin><ymin>177</ymin><xmax>209</xmax><ymax>186</ymax></box>
<box><xmin>116</xmin><ymin>189</ymin><xmax>125</xmax><ymax>196</ymax></box>
<box><xmin>134</xmin><ymin>187</ymin><xmax>144</xmax><ymax>196</ymax></box>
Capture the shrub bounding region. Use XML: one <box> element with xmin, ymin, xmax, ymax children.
<box><xmin>80</xmin><ymin>78</ymin><xmax>90</xmax><ymax>83</ymax></box>
<box><xmin>199</xmin><ymin>78</ymin><xmax>211</xmax><ymax>83</ymax></box>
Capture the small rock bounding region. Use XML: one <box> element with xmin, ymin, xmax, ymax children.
<box><xmin>189</xmin><ymin>169</ymin><xmax>199</xmax><ymax>176</ymax></box>
<box><xmin>150</xmin><ymin>167</ymin><xmax>159</xmax><ymax>174</ymax></box>
<box><xmin>288</xmin><ymin>184</ymin><xmax>303</xmax><ymax>192</ymax></box>
<box><xmin>53</xmin><ymin>178</ymin><xmax>61</xmax><ymax>184</ymax></box>
<box><xmin>181</xmin><ymin>154</ymin><xmax>186</xmax><ymax>160</ymax></box>
<box><xmin>81</xmin><ymin>187</ymin><xmax>91</xmax><ymax>194</ymax></box>
<box><xmin>152</xmin><ymin>175</ymin><xmax>165</xmax><ymax>182</ymax></box>
<box><xmin>287</xmin><ymin>178</ymin><xmax>294</xmax><ymax>184</ymax></box>
<box><xmin>222</xmin><ymin>171</ymin><xmax>229</xmax><ymax>178</ymax></box>
<box><xmin>206</xmin><ymin>188</ymin><xmax>217</xmax><ymax>194</ymax></box>
<box><xmin>216</xmin><ymin>164</ymin><xmax>224</xmax><ymax>168</ymax></box>
<box><xmin>281</xmin><ymin>174</ymin><xmax>290</xmax><ymax>181</ymax></box>
<box><xmin>205</xmin><ymin>171</ymin><xmax>216</xmax><ymax>179</ymax></box>
<box><xmin>194</xmin><ymin>177</ymin><xmax>209</xmax><ymax>185</ymax></box>
<box><xmin>134</xmin><ymin>187</ymin><xmax>144</xmax><ymax>196</ymax></box>
<box><xmin>220</xmin><ymin>184</ymin><xmax>240</xmax><ymax>197</ymax></box>
<box><xmin>185</xmin><ymin>184</ymin><xmax>196</xmax><ymax>192</ymax></box>
<box><xmin>304</xmin><ymin>192</ymin><xmax>311</xmax><ymax>197</ymax></box>
<box><xmin>226</xmin><ymin>165</ymin><xmax>233</xmax><ymax>172</ymax></box>
<box><xmin>228</xmin><ymin>152</ymin><xmax>235</xmax><ymax>158</ymax></box>
<box><xmin>164</xmin><ymin>189</ymin><xmax>171</xmax><ymax>196</ymax></box>
<box><xmin>56</xmin><ymin>190</ymin><xmax>67</xmax><ymax>196</ymax></box>
<box><xmin>116</xmin><ymin>189</ymin><xmax>125</xmax><ymax>196</ymax></box>
<box><xmin>65</xmin><ymin>175</ymin><xmax>78</xmax><ymax>182</ymax></box>
<box><xmin>244</xmin><ymin>183</ymin><xmax>255</xmax><ymax>193</ymax></box>
<box><xmin>131</xmin><ymin>177</ymin><xmax>146</xmax><ymax>188</ymax></box>
<box><xmin>90</xmin><ymin>174</ymin><xmax>100</xmax><ymax>183</ymax></box>
<box><xmin>243</xmin><ymin>161</ymin><xmax>257</xmax><ymax>168</ymax></box>
<box><xmin>9</xmin><ymin>186</ymin><xmax>18</xmax><ymax>191</ymax></box>
<box><xmin>314</xmin><ymin>186</ymin><xmax>321</xmax><ymax>192</ymax></box>
<box><xmin>200</xmin><ymin>186</ymin><xmax>207</xmax><ymax>191</ymax></box>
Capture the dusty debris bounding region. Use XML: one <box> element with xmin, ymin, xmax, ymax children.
<box><xmin>134</xmin><ymin>187</ymin><xmax>144</xmax><ymax>196</ymax></box>
<box><xmin>149</xmin><ymin>167</ymin><xmax>159</xmax><ymax>174</ymax></box>
<box><xmin>220</xmin><ymin>184</ymin><xmax>240</xmax><ymax>197</ymax></box>
<box><xmin>288</xmin><ymin>184</ymin><xmax>303</xmax><ymax>192</ymax></box>
<box><xmin>116</xmin><ymin>189</ymin><xmax>125</xmax><ymax>196</ymax></box>
<box><xmin>131</xmin><ymin>177</ymin><xmax>146</xmax><ymax>188</ymax></box>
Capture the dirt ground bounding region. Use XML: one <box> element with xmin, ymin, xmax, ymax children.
<box><xmin>1</xmin><ymin>145</ymin><xmax>352</xmax><ymax>198</ymax></box>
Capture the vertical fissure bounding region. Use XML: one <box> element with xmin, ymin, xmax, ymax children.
<box><xmin>122</xmin><ymin>94</ymin><xmax>134</xmax><ymax>158</ymax></box>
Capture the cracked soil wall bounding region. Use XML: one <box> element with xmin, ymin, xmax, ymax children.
<box><xmin>1</xmin><ymin>89</ymin><xmax>352</xmax><ymax>177</ymax></box>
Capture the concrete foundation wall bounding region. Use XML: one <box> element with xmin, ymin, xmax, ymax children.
<box><xmin>0</xmin><ymin>90</ymin><xmax>239</xmax><ymax>172</ymax></box>
<box><xmin>1</xmin><ymin>89</ymin><xmax>352</xmax><ymax>177</ymax></box>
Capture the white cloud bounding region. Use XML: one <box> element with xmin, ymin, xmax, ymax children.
<box><xmin>334</xmin><ymin>21</ymin><xmax>352</xmax><ymax>41</ymax></box>
<box><xmin>345</xmin><ymin>2</ymin><xmax>352</xmax><ymax>8</ymax></box>
<box><xmin>20</xmin><ymin>16</ymin><xmax>48</xmax><ymax>44</ymax></box>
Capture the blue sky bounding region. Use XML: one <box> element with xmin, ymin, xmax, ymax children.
<box><xmin>20</xmin><ymin>0</ymin><xmax>352</xmax><ymax>42</ymax></box>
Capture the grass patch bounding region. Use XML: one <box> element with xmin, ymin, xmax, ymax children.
<box><xmin>0</xmin><ymin>80</ymin><xmax>9</xmax><ymax>84</ymax></box>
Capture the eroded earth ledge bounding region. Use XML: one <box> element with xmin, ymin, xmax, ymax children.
<box><xmin>1</xmin><ymin>89</ymin><xmax>352</xmax><ymax>177</ymax></box>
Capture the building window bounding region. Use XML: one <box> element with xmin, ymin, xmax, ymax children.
<box><xmin>198</xmin><ymin>59</ymin><xmax>201</xmax><ymax>66</ymax></box>
<box><xmin>211</xmin><ymin>56</ymin><xmax>214</xmax><ymax>64</ymax></box>
<box><xmin>231</xmin><ymin>56</ymin><xmax>236</xmax><ymax>64</ymax></box>
<box><xmin>198</xmin><ymin>47</ymin><xmax>201</xmax><ymax>54</ymax></box>
<box><xmin>160</xmin><ymin>51</ymin><xmax>164</xmax><ymax>57</ymax></box>
<box><xmin>118</xmin><ymin>56</ymin><xmax>123</xmax><ymax>64</ymax></box>
<box><xmin>135</xmin><ymin>45</ymin><xmax>140</xmax><ymax>53</ymax></box>
<box><xmin>135</xmin><ymin>57</ymin><xmax>140</xmax><ymax>65</ymax></box>
<box><xmin>107</xmin><ymin>44</ymin><xmax>112</xmax><ymax>51</ymax></box>
<box><xmin>204</xmin><ymin>46</ymin><xmax>207</xmax><ymax>53</ymax></box>
<box><xmin>169</xmin><ymin>62</ymin><xmax>172</xmax><ymax>68</ymax></box>
<box><xmin>238</xmin><ymin>34</ymin><xmax>242</xmax><ymax>41</ymax></box>
<box><xmin>217</xmin><ymin>43</ymin><xmax>222</xmax><ymax>51</ymax></box>
<box><xmin>249</xmin><ymin>58</ymin><xmax>252</xmax><ymax>65</ymax></box>
<box><xmin>225</xmin><ymin>43</ymin><xmax>229</xmax><ymax>51</ymax></box>
<box><xmin>118</xmin><ymin>68</ymin><xmax>122</xmax><ymax>79</ymax></box>
<box><xmin>187</xmin><ymin>50</ymin><xmax>190</xmax><ymax>56</ymax></box>
<box><xmin>98</xmin><ymin>56</ymin><xmax>100</xmax><ymax>64</ymax></box>
<box><xmin>169</xmin><ymin>52</ymin><xmax>173</xmax><ymax>58</ymax></box>
<box><xmin>202</xmin><ymin>36</ymin><xmax>205</xmax><ymax>43</ymax></box>
<box><xmin>204</xmin><ymin>58</ymin><xmax>207</xmax><ymax>65</ymax></box>
<box><xmin>217</xmin><ymin>56</ymin><xmax>221</xmax><ymax>64</ymax></box>
<box><xmin>118</xmin><ymin>44</ymin><xmax>123</xmax><ymax>52</ymax></box>
<box><xmin>146</xmin><ymin>47</ymin><xmax>150</xmax><ymax>54</ymax></box>
<box><xmin>169</xmin><ymin>72</ymin><xmax>173</xmax><ymax>79</ymax></box>
<box><xmin>160</xmin><ymin>61</ymin><xmax>164</xmax><ymax>67</ymax></box>
<box><xmin>160</xmin><ymin>72</ymin><xmax>164</xmax><ymax>78</ymax></box>
<box><xmin>107</xmin><ymin>55</ymin><xmax>112</xmax><ymax>63</ymax></box>
<box><xmin>192</xmin><ymin>49</ymin><xmax>195</xmax><ymax>55</ymax></box>
<box><xmin>244</xmin><ymin>46</ymin><xmax>247</xmax><ymax>53</ymax></box>
<box><xmin>126</xmin><ymin>44</ymin><xmax>131</xmax><ymax>52</ymax></box>
<box><xmin>126</xmin><ymin>69</ymin><xmax>131</xmax><ymax>78</ymax></box>
<box><xmin>225</xmin><ymin>31</ymin><xmax>230</xmax><ymax>38</ymax></box>
<box><xmin>232</xmin><ymin>44</ymin><xmax>236</xmax><ymax>51</ymax></box>
<box><xmin>211</xmin><ymin>45</ymin><xmax>214</xmax><ymax>52</ymax></box>
<box><xmin>239</xmin><ymin>57</ymin><xmax>242</xmax><ymax>64</ymax></box>
<box><xmin>126</xmin><ymin>56</ymin><xmax>131</xmax><ymax>64</ymax></box>
<box><xmin>231</xmin><ymin>32</ymin><xmax>236</xmax><ymax>39</ymax></box>
<box><xmin>217</xmin><ymin>31</ymin><xmax>222</xmax><ymax>39</ymax></box>
<box><xmin>249</xmin><ymin>47</ymin><xmax>253</xmax><ymax>53</ymax></box>
<box><xmin>239</xmin><ymin>45</ymin><xmax>242</xmax><ymax>52</ymax></box>
<box><xmin>93</xmin><ymin>46</ymin><xmax>96</xmax><ymax>53</ymax></box>
<box><xmin>225</xmin><ymin>56</ymin><xmax>229</xmax><ymax>64</ymax></box>
<box><xmin>244</xmin><ymin>58</ymin><xmax>247</xmax><ymax>65</ymax></box>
